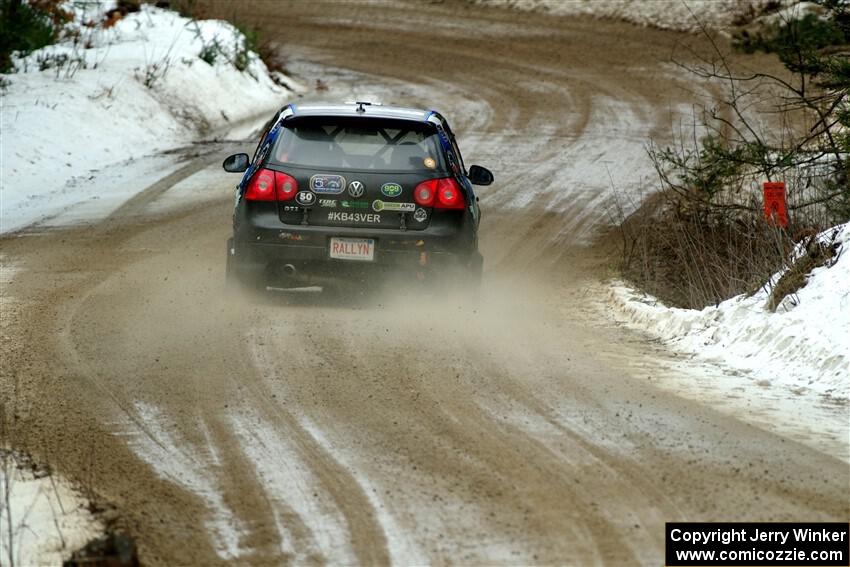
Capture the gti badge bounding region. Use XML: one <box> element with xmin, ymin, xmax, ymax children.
<box><xmin>348</xmin><ymin>180</ymin><xmax>365</xmax><ymax>198</ymax></box>
<box><xmin>310</xmin><ymin>174</ymin><xmax>346</xmax><ymax>194</ymax></box>
<box><xmin>295</xmin><ymin>191</ymin><xmax>316</xmax><ymax>207</ymax></box>
<box><xmin>380</xmin><ymin>182</ymin><xmax>403</xmax><ymax>197</ymax></box>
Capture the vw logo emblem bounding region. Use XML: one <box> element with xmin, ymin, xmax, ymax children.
<box><xmin>348</xmin><ymin>181</ymin><xmax>365</xmax><ymax>198</ymax></box>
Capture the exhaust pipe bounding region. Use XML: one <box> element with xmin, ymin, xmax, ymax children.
<box><xmin>282</xmin><ymin>264</ymin><xmax>297</xmax><ymax>276</ymax></box>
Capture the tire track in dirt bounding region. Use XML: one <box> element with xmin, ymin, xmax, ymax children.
<box><xmin>240</xmin><ymin>343</ymin><xmax>393</xmax><ymax>565</ymax></box>
<box><xmin>244</xmin><ymin>301</ymin><xmax>661</xmax><ymax>563</ymax></box>
<box><xmin>2</xmin><ymin>210</ymin><xmax>228</xmax><ymax>564</ymax></box>
<box><xmin>57</xmin><ymin>204</ymin><xmax>391</xmax><ymax>562</ymax></box>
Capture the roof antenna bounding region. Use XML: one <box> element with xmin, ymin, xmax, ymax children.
<box><xmin>355</xmin><ymin>101</ymin><xmax>371</xmax><ymax>113</ymax></box>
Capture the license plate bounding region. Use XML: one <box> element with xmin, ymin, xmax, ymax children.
<box><xmin>329</xmin><ymin>237</ymin><xmax>375</xmax><ymax>261</ymax></box>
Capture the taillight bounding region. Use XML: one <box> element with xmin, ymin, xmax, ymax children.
<box><xmin>436</xmin><ymin>178</ymin><xmax>463</xmax><ymax>209</ymax></box>
<box><xmin>244</xmin><ymin>169</ymin><xmax>298</xmax><ymax>201</ymax></box>
<box><xmin>414</xmin><ymin>178</ymin><xmax>465</xmax><ymax>209</ymax></box>
<box><xmin>245</xmin><ymin>169</ymin><xmax>276</xmax><ymax>201</ymax></box>
<box><xmin>414</xmin><ymin>179</ymin><xmax>437</xmax><ymax>207</ymax></box>
<box><xmin>275</xmin><ymin>171</ymin><xmax>297</xmax><ymax>201</ymax></box>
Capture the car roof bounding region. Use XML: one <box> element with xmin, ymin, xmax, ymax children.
<box><xmin>280</xmin><ymin>102</ymin><xmax>442</xmax><ymax>125</ymax></box>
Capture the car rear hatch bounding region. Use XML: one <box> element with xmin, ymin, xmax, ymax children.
<box><xmin>266</xmin><ymin>116</ymin><xmax>454</xmax><ymax>230</ymax></box>
<box><xmin>271</xmin><ymin>168</ymin><xmax>438</xmax><ymax>230</ymax></box>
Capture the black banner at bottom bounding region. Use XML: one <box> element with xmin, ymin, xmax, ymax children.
<box><xmin>666</xmin><ymin>523</ymin><xmax>849</xmax><ymax>566</ymax></box>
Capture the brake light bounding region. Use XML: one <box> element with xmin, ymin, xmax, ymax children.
<box><xmin>414</xmin><ymin>178</ymin><xmax>465</xmax><ymax>209</ymax></box>
<box><xmin>244</xmin><ymin>169</ymin><xmax>298</xmax><ymax>201</ymax></box>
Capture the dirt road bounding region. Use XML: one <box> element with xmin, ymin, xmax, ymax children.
<box><xmin>2</xmin><ymin>2</ymin><xmax>847</xmax><ymax>564</ymax></box>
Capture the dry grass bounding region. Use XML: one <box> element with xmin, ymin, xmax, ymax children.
<box><xmin>766</xmin><ymin>236</ymin><xmax>837</xmax><ymax>311</ymax></box>
<box><xmin>615</xmin><ymin>189</ymin><xmax>807</xmax><ymax>309</ymax></box>
<box><xmin>158</xmin><ymin>0</ymin><xmax>291</xmax><ymax>77</ymax></box>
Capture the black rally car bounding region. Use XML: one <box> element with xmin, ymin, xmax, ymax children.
<box><xmin>222</xmin><ymin>101</ymin><xmax>493</xmax><ymax>290</ymax></box>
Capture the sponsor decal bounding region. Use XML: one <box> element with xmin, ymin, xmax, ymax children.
<box><xmin>347</xmin><ymin>180</ymin><xmax>365</xmax><ymax>198</ymax></box>
<box><xmin>278</xmin><ymin>232</ymin><xmax>304</xmax><ymax>241</ymax></box>
<box><xmin>341</xmin><ymin>200</ymin><xmax>369</xmax><ymax>209</ymax></box>
<box><xmin>438</xmin><ymin>128</ymin><xmax>451</xmax><ymax>150</ymax></box>
<box><xmin>372</xmin><ymin>200</ymin><xmax>415</xmax><ymax>213</ymax></box>
<box><xmin>319</xmin><ymin>199</ymin><xmax>337</xmax><ymax>208</ymax></box>
<box><xmin>413</xmin><ymin>208</ymin><xmax>428</xmax><ymax>223</ymax></box>
<box><xmin>310</xmin><ymin>174</ymin><xmax>346</xmax><ymax>194</ymax></box>
<box><xmin>423</xmin><ymin>157</ymin><xmax>436</xmax><ymax>169</ymax></box>
<box><xmin>380</xmin><ymin>182</ymin><xmax>403</xmax><ymax>197</ymax></box>
<box><xmin>327</xmin><ymin>211</ymin><xmax>381</xmax><ymax>223</ymax></box>
<box><xmin>295</xmin><ymin>191</ymin><xmax>316</xmax><ymax>206</ymax></box>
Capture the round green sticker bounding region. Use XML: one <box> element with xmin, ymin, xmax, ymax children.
<box><xmin>381</xmin><ymin>183</ymin><xmax>402</xmax><ymax>197</ymax></box>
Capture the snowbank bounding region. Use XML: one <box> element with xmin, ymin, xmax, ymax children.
<box><xmin>1</xmin><ymin>3</ymin><xmax>297</xmax><ymax>234</ymax></box>
<box><xmin>609</xmin><ymin>223</ymin><xmax>849</xmax><ymax>402</ymax></box>
<box><xmin>473</xmin><ymin>0</ymin><xmax>791</xmax><ymax>32</ymax></box>
<box><xmin>0</xmin><ymin>454</ymin><xmax>103</xmax><ymax>566</ymax></box>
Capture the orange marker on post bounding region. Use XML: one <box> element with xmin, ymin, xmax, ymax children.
<box><xmin>763</xmin><ymin>181</ymin><xmax>788</xmax><ymax>228</ymax></box>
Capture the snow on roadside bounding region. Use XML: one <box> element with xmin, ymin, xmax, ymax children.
<box><xmin>608</xmin><ymin>223</ymin><xmax>849</xmax><ymax>403</ymax></box>
<box><xmin>473</xmin><ymin>0</ymin><xmax>794</xmax><ymax>33</ymax></box>
<box><xmin>1</xmin><ymin>3</ymin><xmax>298</xmax><ymax>234</ymax></box>
<box><xmin>0</xmin><ymin>453</ymin><xmax>103</xmax><ymax>566</ymax></box>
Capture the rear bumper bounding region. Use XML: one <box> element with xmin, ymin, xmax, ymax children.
<box><xmin>230</xmin><ymin>224</ymin><xmax>480</xmax><ymax>281</ymax></box>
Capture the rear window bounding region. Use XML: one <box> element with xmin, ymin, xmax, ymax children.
<box><xmin>271</xmin><ymin>117</ymin><xmax>446</xmax><ymax>172</ymax></box>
